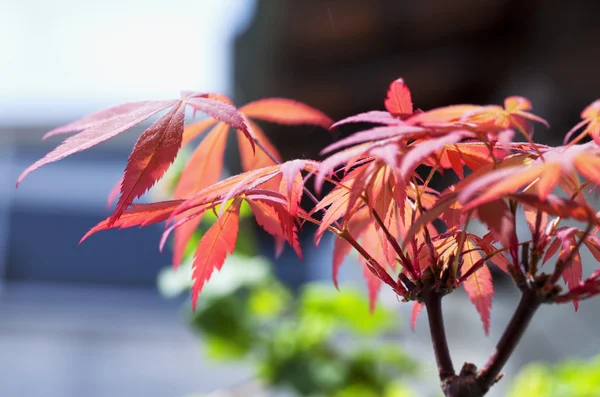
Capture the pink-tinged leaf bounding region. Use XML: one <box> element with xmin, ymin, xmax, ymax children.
<box><xmin>172</xmin><ymin>166</ymin><xmax>282</xmax><ymax>217</ymax></box>
<box><xmin>185</xmin><ymin>97</ymin><xmax>247</xmax><ymax>132</ymax></box>
<box><xmin>276</xmin><ymin>208</ymin><xmax>303</xmax><ymax>260</ymax></box>
<box><xmin>524</xmin><ymin>205</ymin><xmax>548</xmax><ymax>236</ymax></box>
<box><xmin>17</xmin><ymin>100</ymin><xmax>178</xmax><ymax>186</ymax></box>
<box><xmin>315</xmin><ymin>142</ymin><xmax>374</xmax><ymax>192</ymax></box>
<box><xmin>110</xmin><ymin>103</ymin><xmax>186</xmax><ymax>225</ymax></box>
<box><xmin>399</xmin><ymin>132</ymin><xmax>468</xmax><ymax>178</ymax></box>
<box><xmin>459</xmin><ymin>166</ymin><xmax>545</xmax><ymax>211</ymax></box>
<box><xmin>406</xmin><ymin>104</ymin><xmax>480</xmax><ymax>126</ymax></box>
<box><xmin>240</xmin><ymin>98</ymin><xmax>333</xmax><ymax>128</ymax></box>
<box><xmin>159</xmin><ymin>208</ymin><xmax>210</xmax><ymax>253</ymax></box>
<box><xmin>330</xmin><ymin>111</ymin><xmax>402</xmax><ymax>129</ymax></box>
<box><xmin>321</xmin><ymin>125</ymin><xmax>423</xmax><ymax>156</ymax></box>
<box><xmin>504</xmin><ymin>96</ymin><xmax>532</xmax><ymax>112</ymax></box>
<box><xmin>403</xmin><ymin>192</ymin><xmax>459</xmax><ymax>248</ymax></box>
<box><xmin>279</xmin><ymin>160</ymin><xmax>307</xmax><ymax>214</ymax></box>
<box><xmin>42</xmin><ymin>101</ymin><xmax>174</xmax><ymax>140</ymax></box>
<box><xmin>312</xmin><ymin>165</ymin><xmax>370</xmax><ymax>244</ymax></box>
<box><xmin>238</xmin><ymin>120</ymin><xmax>281</xmax><ymax>172</ymax></box>
<box><xmin>182</xmin><ymin>92</ymin><xmax>234</xmax><ymax>106</ymax></box>
<box><xmin>370</xmin><ymin>170</ymin><xmax>398</xmax><ymax>266</ymax></box>
<box><xmin>310</xmin><ymin>169</ymin><xmax>359</xmax><ymax>231</ymax></box>
<box><xmin>244</xmin><ymin>190</ymin><xmax>289</xmax><ymax>206</ymax></box>
<box><xmin>446</xmin><ymin>147</ymin><xmax>465</xmax><ymax>179</ymax></box>
<box><xmin>369</xmin><ymin>144</ymin><xmax>399</xmax><ymax>172</ymax></box>
<box><xmin>564</xmin><ymin>119</ymin><xmax>589</xmax><ymax>145</ymax></box>
<box><xmin>185</xmin><ymin>97</ymin><xmax>252</xmax><ymax>152</ymax></box>
<box><xmin>248</xmin><ymin>200</ymin><xmax>287</xmax><ymax>257</ymax></box>
<box><xmin>557</xmin><ymin>227</ymin><xmax>582</xmax><ymax>290</ymax></box>
<box><xmin>106</xmin><ymin>177</ymin><xmax>123</xmax><ymax>209</ymax></box>
<box><xmin>410</xmin><ymin>302</ymin><xmax>423</xmax><ymax>332</ymax></box>
<box><xmin>582</xmin><ymin>99</ymin><xmax>600</xmax><ymax>119</ymax></box>
<box><xmin>191</xmin><ymin>199</ymin><xmax>242</xmax><ymax>311</ymax></box>
<box><xmin>315</xmin><ymin>192</ymin><xmax>351</xmax><ymax>246</ymax></box>
<box><xmin>515</xmin><ymin>110</ymin><xmax>550</xmax><ymax>129</ymax></box>
<box><xmin>181</xmin><ymin>118</ymin><xmax>217</xmax><ymax>147</ymax></box>
<box><xmin>280</xmin><ymin>172</ymin><xmax>303</xmax><ymax>218</ymax></box>
<box><xmin>496</xmin><ymin>129</ymin><xmax>515</xmax><ymax>150</ymax></box>
<box><xmin>80</xmin><ymin>200</ymin><xmax>184</xmax><ymax>243</ymax></box>
<box><xmin>536</xmin><ymin>162</ymin><xmax>562</xmax><ymax>200</ymax></box>
<box><xmin>508</xmin><ymin>194</ymin><xmax>600</xmax><ymax>225</ymax></box>
<box><xmin>543</xmin><ymin>237</ymin><xmax>562</xmax><ymax>264</ymax></box>
<box><xmin>174</xmin><ymin>122</ymin><xmax>229</xmax><ymax>199</ymax></box>
<box><xmin>476</xmin><ymin>199</ymin><xmax>515</xmax><ymax>248</ymax></box>
<box><xmin>439</xmin><ymin>142</ymin><xmax>509</xmax><ymax>174</ymax></box>
<box><xmin>565</xmin><ymin>251</ymin><xmax>582</xmax><ymax>308</ymax></box>
<box><xmin>461</xmin><ymin>239</ymin><xmax>493</xmax><ymax>334</ymax></box>
<box><xmin>583</xmin><ymin>235</ymin><xmax>600</xmax><ymax>262</ymax></box>
<box><xmin>385</xmin><ymin>78</ymin><xmax>413</xmax><ymax>117</ymax></box>
<box><xmin>483</xmin><ymin>248</ymin><xmax>511</xmax><ymax>274</ymax></box>
<box><xmin>573</xmin><ymin>153</ymin><xmax>600</xmax><ymax>186</ymax></box>
<box><xmin>218</xmin><ymin>169</ymin><xmax>286</xmax><ymax>216</ymax></box>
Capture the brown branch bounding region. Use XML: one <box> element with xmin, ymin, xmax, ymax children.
<box><xmin>424</xmin><ymin>287</ymin><xmax>455</xmax><ymax>381</ymax></box>
<box><xmin>475</xmin><ymin>288</ymin><xmax>541</xmax><ymax>394</ymax></box>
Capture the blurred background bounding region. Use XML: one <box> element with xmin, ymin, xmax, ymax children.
<box><xmin>2</xmin><ymin>1</ymin><xmax>600</xmax><ymax>396</ymax></box>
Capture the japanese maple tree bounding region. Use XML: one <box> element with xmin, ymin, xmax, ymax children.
<box><xmin>16</xmin><ymin>80</ymin><xmax>600</xmax><ymax>397</ymax></box>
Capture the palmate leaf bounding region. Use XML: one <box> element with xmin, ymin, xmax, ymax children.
<box><xmin>170</xmin><ymin>97</ymin><xmax>330</xmax><ymax>266</ymax></box>
<box><xmin>17</xmin><ymin>93</ymin><xmax>250</xmax><ymax>227</ymax></box>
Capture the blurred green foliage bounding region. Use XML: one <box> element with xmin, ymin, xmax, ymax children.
<box><xmin>507</xmin><ymin>355</ymin><xmax>600</xmax><ymax>397</ymax></box>
<box><xmin>159</xmin><ymin>254</ymin><xmax>420</xmax><ymax>397</ymax></box>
